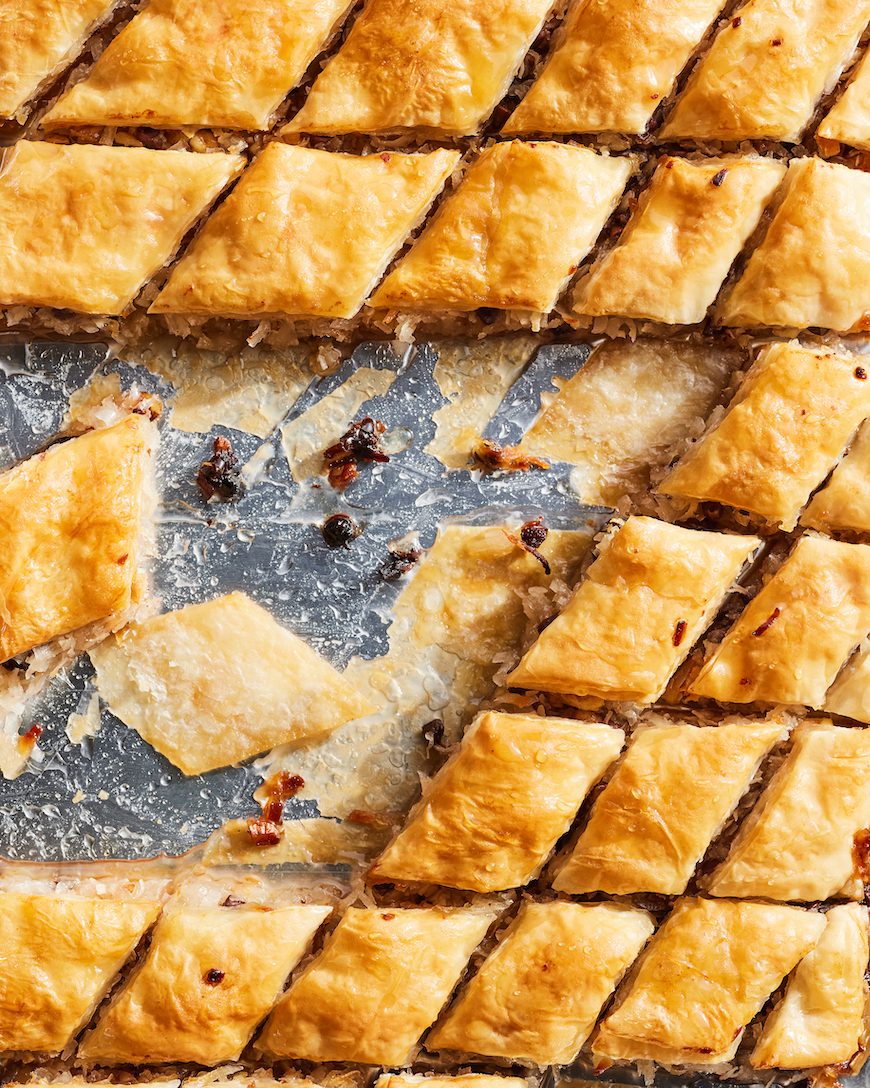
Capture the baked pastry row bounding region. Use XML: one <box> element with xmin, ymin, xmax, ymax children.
<box><xmin>2</xmin><ymin>886</ymin><xmax>865</xmax><ymax>1072</ymax></box>
<box><xmin>8</xmin><ymin>0</ymin><xmax>870</xmax><ymax>148</ymax></box>
<box><xmin>3</xmin><ymin>140</ymin><xmax>870</xmax><ymax>333</ymax></box>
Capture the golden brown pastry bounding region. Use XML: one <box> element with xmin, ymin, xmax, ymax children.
<box><xmin>661</xmin><ymin>342</ymin><xmax>870</xmax><ymax>529</ymax></box>
<box><xmin>825</xmin><ymin>644</ymin><xmax>870</xmax><ymax>723</ymax></box>
<box><xmin>42</xmin><ymin>0</ymin><xmax>351</xmax><ymax>130</ymax></box>
<box><xmin>0</xmin><ymin>141</ymin><xmax>242</xmax><ymax>314</ymax></box>
<box><xmin>661</xmin><ymin>0</ymin><xmax>870</xmax><ymax>141</ymax></box>
<box><xmin>369</xmin><ymin>712</ymin><xmax>624</xmax><ymax>891</ymax></box>
<box><xmin>503</xmin><ymin>0</ymin><xmax>726</xmax><ymax>135</ymax></box>
<box><xmin>716</xmin><ymin>158</ymin><xmax>870</xmax><ymax>333</ymax></box>
<box><xmin>751</xmin><ymin>904</ymin><xmax>869</xmax><ymax>1069</ymax></box>
<box><xmin>689</xmin><ymin>535</ymin><xmax>870</xmax><ymax>707</ymax></box>
<box><xmin>428</xmin><ymin>901</ymin><xmax>654</xmax><ymax>1064</ymax></box>
<box><xmin>0</xmin><ymin>890</ymin><xmax>159</xmax><ymax>1054</ymax></box>
<box><xmin>370</xmin><ymin>142</ymin><xmax>633</xmax><ymax>315</ymax></box>
<box><xmin>256</xmin><ymin>905</ymin><xmax>498</xmax><ymax>1064</ymax></box>
<box><xmin>554</xmin><ymin>717</ymin><xmax>785</xmax><ymax>896</ymax></box>
<box><xmin>573</xmin><ymin>156</ymin><xmax>785</xmax><ymax>324</ymax></box>
<box><xmin>817</xmin><ymin>52</ymin><xmax>870</xmax><ymax>152</ymax></box>
<box><xmin>376</xmin><ymin>1076</ymin><xmax>532</xmax><ymax>1088</ymax></box>
<box><xmin>508</xmin><ymin>516</ymin><xmax>759</xmax><ymax>702</ymax></box>
<box><xmin>284</xmin><ymin>0</ymin><xmax>554</xmax><ymax>136</ymax></box>
<box><xmin>592</xmin><ymin>898</ymin><xmax>826</xmax><ymax>1064</ymax></box>
<box><xmin>0</xmin><ymin>416</ymin><xmax>156</xmax><ymax>662</ymax></box>
<box><xmin>79</xmin><ymin>902</ymin><xmax>330</xmax><ymax>1065</ymax></box>
<box><xmin>0</xmin><ymin>0</ymin><xmax>114</xmax><ymax>118</ymax></box>
<box><xmin>151</xmin><ymin>143</ymin><xmax>458</xmax><ymax>319</ymax></box>
<box><xmin>89</xmin><ymin>592</ymin><xmax>375</xmax><ymax>775</ymax></box>
<box><xmin>802</xmin><ymin>420</ymin><xmax>870</xmax><ymax>535</ymax></box>
<box><xmin>706</xmin><ymin>720</ymin><xmax>870</xmax><ymax>901</ymax></box>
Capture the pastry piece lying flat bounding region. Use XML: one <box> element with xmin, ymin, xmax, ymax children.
<box><xmin>370</xmin><ymin>142</ymin><xmax>633</xmax><ymax>315</ymax></box>
<box><xmin>802</xmin><ymin>420</ymin><xmax>870</xmax><ymax>535</ymax></box>
<box><xmin>0</xmin><ymin>142</ymin><xmax>242</xmax><ymax>315</ymax></box>
<box><xmin>592</xmin><ymin>898</ymin><xmax>826</xmax><ymax>1065</ymax></box>
<box><xmin>503</xmin><ymin>0</ymin><xmax>726</xmax><ymax>135</ymax></box>
<box><xmin>152</xmin><ymin>143</ymin><xmax>457</xmax><ymax>320</ymax></box>
<box><xmin>284</xmin><ymin>0</ymin><xmax>553</xmax><ymax>136</ymax></box>
<box><xmin>706</xmin><ymin>719</ymin><xmax>870</xmax><ymax>901</ymax></box>
<box><xmin>80</xmin><ymin>901</ymin><xmax>330</xmax><ymax>1065</ymax></box>
<box><xmin>257</xmin><ymin>905</ymin><xmax>498</xmax><ymax>1064</ymax></box>
<box><xmin>0</xmin><ymin>890</ymin><xmax>159</xmax><ymax>1054</ymax></box>
<box><xmin>428</xmin><ymin>901</ymin><xmax>654</xmax><ymax>1065</ymax></box>
<box><xmin>42</xmin><ymin>0</ymin><xmax>351</xmax><ymax>130</ymax></box>
<box><xmin>0</xmin><ymin>0</ymin><xmax>114</xmax><ymax>118</ymax></box>
<box><xmin>574</xmin><ymin>156</ymin><xmax>785</xmax><ymax>325</ymax></box>
<box><xmin>90</xmin><ymin>591</ymin><xmax>374</xmax><ymax>775</ymax></box>
<box><xmin>752</xmin><ymin>904</ymin><xmax>869</xmax><ymax>1070</ymax></box>
<box><xmin>661</xmin><ymin>342</ymin><xmax>870</xmax><ymax>529</ymax></box>
<box><xmin>661</xmin><ymin>0</ymin><xmax>870</xmax><ymax>142</ymax></box>
<box><xmin>690</xmin><ymin>535</ymin><xmax>870</xmax><ymax>707</ymax></box>
<box><xmin>717</xmin><ymin>158</ymin><xmax>870</xmax><ymax>333</ymax></box>
<box><xmin>554</xmin><ymin>717</ymin><xmax>784</xmax><ymax>896</ymax></box>
<box><xmin>369</xmin><ymin>712</ymin><xmax>624</xmax><ymax>892</ymax></box>
<box><xmin>818</xmin><ymin>52</ymin><xmax>870</xmax><ymax>152</ymax></box>
<box><xmin>509</xmin><ymin>516</ymin><xmax>759</xmax><ymax>702</ymax></box>
<box><xmin>825</xmin><ymin>644</ymin><xmax>870</xmax><ymax>723</ymax></box>
<box><xmin>0</xmin><ymin>415</ymin><xmax>156</xmax><ymax>663</ymax></box>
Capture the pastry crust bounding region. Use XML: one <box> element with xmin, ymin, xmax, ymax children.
<box><xmin>825</xmin><ymin>644</ymin><xmax>870</xmax><ymax>723</ymax></box>
<box><xmin>661</xmin><ymin>342</ymin><xmax>870</xmax><ymax>529</ymax></box>
<box><xmin>503</xmin><ymin>0</ymin><xmax>726</xmax><ymax>135</ymax></box>
<box><xmin>0</xmin><ymin>141</ymin><xmax>242</xmax><ymax>315</ymax></box>
<box><xmin>43</xmin><ymin>0</ymin><xmax>351</xmax><ymax>130</ymax></box>
<box><xmin>751</xmin><ymin>904</ymin><xmax>870</xmax><ymax>1069</ymax></box>
<box><xmin>0</xmin><ymin>416</ymin><xmax>156</xmax><ymax>662</ymax></box>
<box><xmin>151</xmin><ymin>143</ymin><xmax>458</xmax><ymax>319</ymax></box>
<box><xmin>689</xmin><ymin>535</ymin><xmax>870</xmax><ymax>707</ymax></box>
<box><xmin>0</xmin><ymin>0</ymin><xmax>114</xmax><ymax>118</ymax></box>
<box><xmin>706</xmin><ymin>719</ymin><xmax>870</xmax><ymax>901</ymax></box>
<box><xmin>716</xmin><ymin>158</ymin><xmax>870</xmax><ymax>333</ymax></box>
<box><xmin>80</xmin><ymin>903</ymin><xmax>330</xmax><ymax>1065</ymax></box>
<box><xmin>256</xmin><ymin>906</ymin><xmax>499</xmax><ymax>1064</ymax></box>
<box><xmin>661</xmin><ymin>0</ymin><xmax>870</xmax><ymax>141</ymax></box>
<box><xmin>283</xmin><ymin>0</ymin><xmax>554</xmax><ymax>136</ymax></box>
<box><xmin>574</xmin><ymin>156</ymin><xmax>785</xmax><ymax>324</ymax></box>
<box><xmin>592</xmin><ymin>898</ymin><xmax>826</xmax><ymax>1064</ymax></box>
<box><xmin>369</xmin><ymin>712</ymin><xmax>624</xmax><ymax>892</ymax></box>
<box><xmin>89</xmin><ymin>591</ymin><xmax>375</xmax><ymax>775</ymax></box>
<box><xmin>554</xmin><ymin>717</ymin><xmax>785</xmax><ymax>896</ymax></box>
<box><xmin>428</xmin><ymin>901</ymin><xmax>654</xmax><ymax>1065</ymax></box>
<box><xmin>508</xmin><ymin>516</ymin><xmax>759</xmax><ymax>702</ymax></box>
<box><xmin>370</xmin><ymin>142</ymin><xmax>633</xmax><ymax>314</ymax></box>
<box><xmin>0</xmin><ymin>890</ymin><xmax>159</xmax><ymax>1054</ymax></box>
<box><xmin>818</xmin><ymin>51</ymin><xmax>870</xmax><ymax>152</ymax></box>
<box><xmin>802</xmin><ymin>420</ymin><xmax>870</xmax><ymax>535</ymax></box>
<box><xmin>376</xmin><ymin>1076</ymin><xmax>531</xmax><ymax>1088</ymax></box>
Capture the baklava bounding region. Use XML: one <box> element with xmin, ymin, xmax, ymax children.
<box><xmin>817</xmin><ymin>51</ymin><xmax>870</xmax><ymax>152</ymax></box>
<box><xmin>825</xmin><ymin>644</ymin><xmax>870</xmax><ymax>723</ymax></box>
<box><xmin>802</xmin><ymin>419</ymin><xmax>870</xmax><ymax>536</ymax></box>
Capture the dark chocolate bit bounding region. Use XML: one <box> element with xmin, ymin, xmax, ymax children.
<box><xmin>196</xmin><ymin>436</ymin><xmax>242</xmax><ymax>502</ymax></box>
<box><xmin>672</xmin><ymin>619</ymin><xmax>687</xmax><ymax>646</ymax></box>
<box><xmin>855</xmin><ymin>366</ymin><xmax>867</xmax><ymax>380</ymax></box>
<box><xmin>472</xmin><ymin>439</ymin><xmax>550</xmax><ymax>473</ymax></box>
<box><xmin>323</xmin><ymin>416</ymin><xmax>389</xmax><ymax>490</ymax></box>
<box><xmin>321</xmin><ymin>513</ymin><xmax>361</xmax><ymax>548</ymax></box>
<box><xmin>503</xmin><ymin>516</ymin><xmax>552</xmax><ymax>575</ymax></box>
<box><xmin>379</xmin><ymin>546</ymin><xmax>422</xmax><ymax>581</ymax></box>
<box><xmin>203</xmin><ymin>968</ymin><xmax>225</xmax><ymax>985</ymax></box>
<box><xmin>710</xmin><ymin>168</ymin><xmax>728</xmax><ymax>187</ymax></box>
<box><xmin>752</xmin><ymin>607</ymin><xmax>781</xmax><ymax>637</ymax></box>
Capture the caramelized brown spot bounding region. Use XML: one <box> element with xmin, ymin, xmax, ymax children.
<box><xmin>204</xmin><ymin>968</ymin><xmax>225</xmax><ymax>985</ymax></box>
<box><xmin>855</xmin><ymin>366</ymin><xmax>867</xmax><ymax>380</ymax></box>
<box><xmin>853</xmin><ymin>828</ymin><xmax>870</xmax><ymax>883</ymax></box>
<box><xmin>381</xmin><ymin>912</ymin><xmax>396</xmax><ymax>921</ymax></box>
<box><xmin>116</xmin><ymin>553</ymin><xmax>129</xmax><ymax>565</ymax></box>
<box><xmin>672</xmin><ymin>619</ymin><xmax>687</xmax><ymax>646</ymax></box>
<box><xmin>221</xmin><ymin>894</ymin><xmax>245</xmax><ymax>908</ymax></box>
<box><xmin>770</xmin><ymin>36</ymin><xmax>782</xmax><ymax>45</ymax></box>
<box><xmin>472</xmin><ymin>438</ymin><xmax>550</xmax><ymax>473</ymax></box>
<box><xmin>246</xmin><ymin>817</ymin><xmax>283</xmax><ymax>847</ymax></box>
<box><xmin>732</xmin><ymin>15</ymin><xmax>742</xmax><ymax>25</ymax></box>
<box><xmin>323</xmin><ymin>416</ymin><xmax>389</xmax><ymax>490</ymax></box>
<box><xmin>711</xmin><ymin>168</ymin><xmax>728</xmax><ymax>187</ymax></box>
<box><xmin>752</xmin><ymin>607</ymin><xmax>781</xmax><ymax>636</ymax></box>
<box><xmin>197</xmin><ymin>436</ymin><xmax>242</xmax><ymax>502</ymax></box>
<box><xmin>347</xmin><ymin>808</ymin><xmax>393</xmax><ymax>829</ymax></box>
<box><xmin>739</xmin><ymin>677</ymin><xmax>750</xmax><ymax>686</ymax></box>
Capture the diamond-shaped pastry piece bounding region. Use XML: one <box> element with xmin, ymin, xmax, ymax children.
<box><xmin>689</xmin><ymin>535</ymin><xmax>870</xmax><ymax>707</ymax></box>
<box><xmin>825</xmin><ymin>643</ymin><xmax>870</xmax><ymax>723</ymax></box>
<box><xmin>802</xmin><ymin>420</ymin><xmax>870</xmax><ymax>535</ymax></box>
<box><xmin>43</xmin><ymin>0</ymin><xmax>352</xmax><ymax>130</ymax></box>
<box><xmin>573</xmin><ymin>156</ymin><xmax>785</xmax><ymax>324</ymax></box>
<box><xmin>716</xmin><ymin>158</ymin><xmax>870</xmax><ymax>332</ymax></box>
<box><xmin>371</xmin><ymin>142</ymin><xmax>633</xmax><ymax>315</ymax></box>
<box><xmin>661</xmin><ymin>342</ymin><xmax>870</xmax><ymax>529</ymax></box>
<box><xmin>151</xmin><ymin>143</ymin><xmax>459</xmax><ymax>319</ymax></box>
<box><xmin>428</xmin><ymin>901</ymin><xmax>654</xmax><ymax>1065</ymax></box>
<box><xmin>592</xmin><ymin>898</ymin><xmax>825</xmax><ymax>1064</ymax></box>
<box><xmin>508</xmin><ymin>516</ymin><xmax>759</xmax><ymax>703</ymax></box>
<box><xmin>503</xmin><ymin>0</ymin><xmax>726</xmax><ymax>135</ymax></box>
<box><xmin>283</xmin><ymin>0</ymin><xmax>554</xmax><ymax>136</ymax></box>
<box><xmin>0</xmin><ymin>890</ymin><xmax>159</xmax><ymax>1054</ymax></box>
<box><xmin>661</xmin><ymin>0</ymin><xmax>870</xmax><ymax>142</ymax></box>
<box><xmin>0</xmin><ymin>415</ymin><xmax>156</xmax><ymax>662</ymax></box>
<box><xmin>90</xmin><ymin>592</ymin><xmax>376</xmax><ymax>775</ymax></box>
<box><xmin>0</xmin><ymin>141</ymin><xmax>243</xmax><ymax>314</ymax></box>
<box><xmin>818</xmin><ymin>51</ymin><xmax>870</xmax><ymax>152</ymax></box>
